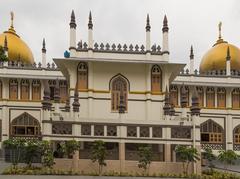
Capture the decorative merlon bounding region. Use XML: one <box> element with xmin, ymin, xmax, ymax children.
<box><xmin>77</xmin><ymin>41</ymin><xmax>163</xmax><ymax>55</ymax></box>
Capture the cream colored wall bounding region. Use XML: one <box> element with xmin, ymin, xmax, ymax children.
<box><xmin>54</xmin><ymin>159</ymin><xmax>194</xmax><ymax>175</ymax></box>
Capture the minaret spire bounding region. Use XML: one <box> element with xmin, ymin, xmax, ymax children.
<box><xmin>190</xmin><ymin>45</ymin><xmax>194</xmax><ymax>74</ymax></box>
<box><xmin>70</xmin><ymin>10</ymin><xmax>76</xmax><ymax>29</ymax></box>
<box><xmin>69</xmin><ymin>10</ymin><xmax>77</xmax><ymax>56</ymax></box>
<box><xmin>42</xmin><ymin>38</ymin><xmax>46</xmax><ymax>53</ymax></box>
<box><xmin>145</xmin><ymin>14</ymin><xmax>151</xmax><ymax>52</ymax></box>
<box><xmin>146</xmin><ymin>14</ymin><xmax>151</xmax><ymax>32</ymax></box>
<box><xmin>226</xmin><ymin>46</ymin><xmax>231</xmax><ymax>61</ymax></box>
<box><xmin>4</xmin><ymin>36</ymin><xmax>8</xmax><ymax>50</ymax></box>
<box><xmin>88</xmin><ymin>11</ymin><xmax>93</xmax><ymax>30</ymax></box>
<box><xmin>226</xmin><ymin>46</ymin><xmax>231</xmax><ymax>76</ymax></box>
<box><xmin>162</xmin><ymin>15</ymin><xmax>169</xmax><ymax>33</ymax></box>
<box><xmin>162</xmin><ymin>15</ymin><xmax>169</xmax><ymax>61</ymax></box>
<box><xmin>190</xmin><ymin>45</ymin><xmax>194</xmax><ymax>59</ymax></box>
<box><xmin>41</xmin><ymin>38</ymin><xmax>47</xmax><ymax>68</ymax></box>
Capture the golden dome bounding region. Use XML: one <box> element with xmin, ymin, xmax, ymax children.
<box><xmin>0</xmin><ymin>12</ymin><xmax>34</xmax><ymax>64</ymax></box>
<box><xmin>200</xmin><ymin>42</ymin><xmax>240</xmax><ymax>73</ymax></box>
<box><xmin>200</xmin><ymin>22</ymin><xmax>240</xmax><ymax>73</ymax></box>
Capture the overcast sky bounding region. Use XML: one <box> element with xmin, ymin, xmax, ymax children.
<box><xmin>0</xmin><ymin>0</ymin><xmax>240</xmax><ymax>70</ymax></box>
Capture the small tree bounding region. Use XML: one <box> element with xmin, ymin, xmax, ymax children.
<box><xmin>0</xmin><ymin>46</ymin><xmax>8</xmax><ymax>61</ymax></box>
<box><xmin>202</xmin><ymin>148</ymin><xmax>216</xmax><ymax>171</ymax></box>
<box><xmin>24</xmin><ymin>140</ymin><xmax>41</xmax><ymax>168</ymax></box>
<box><xmin>137</xmin><ymin>144</ymin><xmax>153</xmax><ymax>175</ymax></box>
<box><xmin>40</xmin><ymin>140</ymin><xmax>55</xmax><ymax>168</ymax></box>
<box><xmin>91</xmin><ymin>140</ymin><xmax>107</xmax><ymax>175</ymax></box>
<box><xmin>218</xmin><ymin>150</ymin><xmax>239</xmax><ymax>170</ymax></box>
<box><xmin>175</xmin><ymin>145</ymin><xmax>200</xmax><ymax>175</ymax></box>
<box><xmin>3</xmin><ymin>138</ymin><xmax>25</xmax><ymax>168</ymax></box>
<box><xmin>65</xmin><ymin>140</ymin><xmax>80</xmax><ymax>158</ymax></box>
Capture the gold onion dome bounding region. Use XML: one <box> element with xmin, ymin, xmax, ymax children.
<box><xmin>0</xmin><ymin>12</ymin><xmax>34</xmax><ymax>64</ymax></box>
<box><xmin>200</xmin><ymin>22</ymin><xmax>240</xmax><ymax>73</ymax></box>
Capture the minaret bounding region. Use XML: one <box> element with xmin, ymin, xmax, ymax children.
<box><xmin>226</xmin><ymin>46</ymin><xmax>231</xmax><ymax>76</ymax></box>
<box><xmin>190</xmin><ymin>88</ymin><xmax>200</xmax><ymax>116</ymax></box>
<box><xmin>42</xmin><ymin>80</ymin><xmax>52</xmax><ymax>138</ymax></box>
<box><xmin>3</xmin><ymin>36</ymin><xmax>8</xmax><ymax>57</ymax></box>
<box><xmin>180</xmin><ymin>84</ymin><xmax>188</xmax><ymax>119</ymax></box>
<box><xmin>72</xmin><ymin>85</ymin><xmax>80</xmax><ymax>113</ymax></box>
<box><xmin>163</xmin><ymin>87</ymin><xmax>171</xmax><ymax>117</ymax></box>
<box><xmin>42</xmin><ymin>38</ymin><xmax>46</xmax><ymax>68</ymax></box>
<box><xmin>190</xmin><ymin>45</ymin><xmax>194</xmax><ymax>74</ymax></box>
<box><xmin>54</xmin><ymin>79</ymin><xmax>60</xmax><ymax>112</ymax></box>
<box><xmin>88</xmin><ymin>11</ymin><xmax>93</xmax><ymax>50</ymax></box>
<box><xmin>145</xmin><ymin>14</ymin><xmax>151</xmax><ymax>52</ymax></box>
<box><xmin>162</xmin><ymin>15</ymin><xmax>169</xmax><ymax>61</ymax></box>
<box><xmin>65</xmin><ymin>98</ymin><xmax>70</xmax><ymax>112</ymax></box>
<box><xmin>190</xmin><ymin>88</ymin><xmax>201</xmax><ymax>174</ymax></box>
<box><xmin>69</xmin><ymin>10</ymin><xmax>77</xmax><ymax>56</ymax></box>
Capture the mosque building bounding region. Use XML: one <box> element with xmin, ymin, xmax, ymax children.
<box><xmin>0</xmin><ymin>11</ymin><xmax>239</xmax><ymax>174</ymax></box>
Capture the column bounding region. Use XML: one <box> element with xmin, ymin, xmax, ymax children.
<box><xmin>226</xmin><ymin>115</ymin><xmax>233</xmax><ymax>150</ymax></box>
<box><xmin>146</xmin><ymin>64</ymin><xmax>151</xmax><ymax>120</ymax></box>
<box><xmin>164</xmin><ymin>144</ymin><xmax>171</xmax><ymax>162</ymax></box>
<box><xmin>88</xmin><ymin>62</ymin><xmax>93</xmax><ymax>118</ymax></box>
<box><xmin>119</xmin><ymin>142</ymin><xmax>125</xmax><ymax>173</ymax></box>
<box><xmin>29</xmin><ymin>80</ymin><xmax>32</xmax><ymax>100</ymax></box>
<box><xmin>214</xmin><ymin>87</ymin><xmax>217</xmax><ymax>108</ymax></box>
<box><xmin>203</xmin><ymin>87</ymin><xmax>206</xmax><ymax>107</ymax></box>
<box><xmin>73</xmin><ymin>150</ymin><xmax>79</xmax><ymax>170</ymax></box>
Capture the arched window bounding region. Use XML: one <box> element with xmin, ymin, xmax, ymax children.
<box><xmin>9</xmin><ymin>79</ymin><xmax>18</xmax><ymax>100</ymax></box>
<box><xmin>77</xmin><ymin>62</ymin><xmax>88</xmax><ymax>90</ymax></box>
<box><xmin>200</xmin><ymin>119</ymin><xmax>223</xmax><ymax>144</ymax></box>
<box><xmin>217</xmin><ymin>88</ymin><xmax>226</xmax><ymax>108</ymax></box>
<box><xmin>196</xmin><ymin>87</ymin><xmax>204</xmax><ymax>107</ymax></box>
<box><xmin>206</xmin><ymin>87</ymin><xmax>215</xmax><ymax>108</ymax></box>
<box><xmin>11</xmin><ymin>112</ymin><xmax>41</xmax><ymax>137</ymax></box>
<box><xmin>151</xmin><ymin>65</ymin><xmax>162</xmax><ymax>92</ymax></box>
<box><xmin>180</xmin><ymin>86</ymin><xmax>189</xmax><ymax>106</ymax></box>
<box><xmin>60</xmin><ymin>80</ymin><xmax>68</xmax><ymax>102</ymax></box>
<box><xmin>32</xmin><ymin>80</ymin><xmax>41</xmax><ymax>100</ymax></box>
<box><xmin>111</xmin><ymin>75</ymin><xmax>128</xmax><ymax>111</ymax></box>
<box><xmin>170</xmin><ymin>85</ymin><xmax>178</xmax><ymax>107</ymax></box>
<box><xmin>21</xmin><ymin>79</ymin><xmax>29</xmax><ymax>100</ymax></box>
<box><xmin>234</xmin><ymin>125</ymin><xmax>240</xmax><ymax>145</ymax></box>
<box><xmin>232</xmin><ymin>88</ymin><xmax>240</xmax><ymax>109</ymax></box>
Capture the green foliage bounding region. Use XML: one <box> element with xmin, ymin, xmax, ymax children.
<box><xmin>24</xmin><ymin>140</ymin><xmax>41</xmax><ymax>168</ymax></box>
<box><xmin>137</xmin><ymin>144</ymin><xmax>153</xmax><ymax>175</ymax></box>
<box><xmin>91</xmin><ymin>140</ymin><xmax>107</xmax><ymax>175</ymax></box>
<box><xmin>0</xmin><ymin>46</ymin><xmax>8</xmax><ymax>62</ymax></box>
<box><xmin>40</xmin><ymin>141</ymin><xmax>55</xmax><ymax>168</ymax></box>
<box><xmin>218</xmin><ymin>150</ymin><xmax>239</xmax><ymax>169</ymax></box>
<box><xmin>3</xmin><ymin>139</ymin><xmax>55</xmax><ymax>169</ymax></box>
<box><xmin>65</xmin><ymin>140</ymin><xmax>80</xmax><ymax>158</ymax></box>
<box><xmin>3</xmin><ymin>138</ymin><xmax>25</xmax><ymax>167</ymax></box>
<box><xmin>202</xmin><ymin>148</ymin><xmax>216</xmax><ymax>170</ymax></box>
<box><xmin>175</xmin><ymin>145</ymin><xmax>200</xmax><ymax>175</ymax></box>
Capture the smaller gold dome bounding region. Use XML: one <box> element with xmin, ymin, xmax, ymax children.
<box><xmin>200</xmin><ymin>42</ymin><xmax>240</xmax><ymax>73</ymax></box>
<box><xmin>0</xmin><ymin>12</ymin><xmax>34</xmax><ymax>64</ymax></box>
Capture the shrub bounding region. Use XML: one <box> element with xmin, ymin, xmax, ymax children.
<box><xmin>91</xmin><ymin>140</ymin><xmax>107</xmax><ymax>176</ymax></box>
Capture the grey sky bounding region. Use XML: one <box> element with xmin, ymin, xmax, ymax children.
<box><xmin>0</xmin><ymin>0</ymin><xmax>240</xmax><ymax>70</ymax></box>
